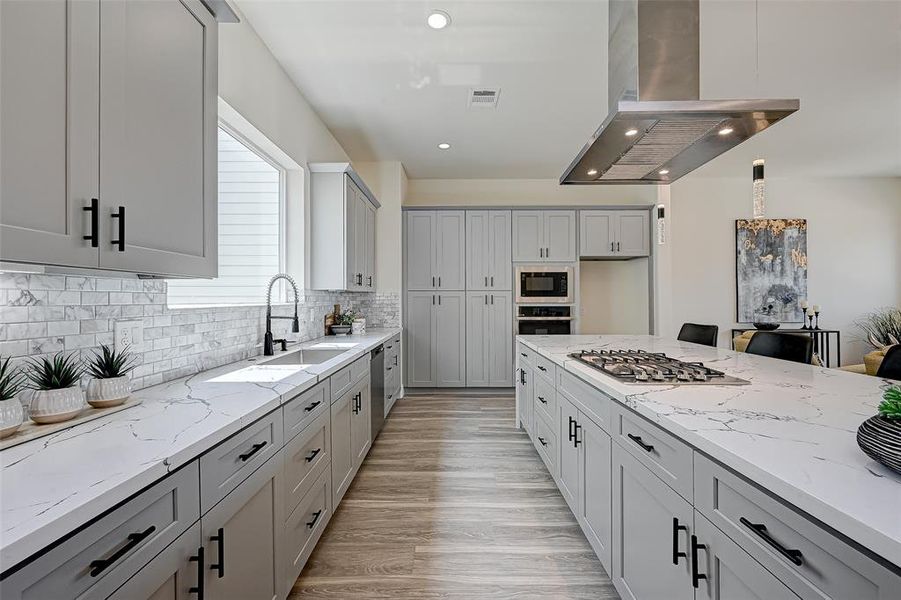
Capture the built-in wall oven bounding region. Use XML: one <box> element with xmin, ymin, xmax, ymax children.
<box><xmin>515</xmin><ymin>265</ymin><xmax>574</xmax><ymax>304</ymax></box>
<box><xmin>516</xmin><ymin>305</ymin><xmax>573</xmax><ymax>335</ymax></box>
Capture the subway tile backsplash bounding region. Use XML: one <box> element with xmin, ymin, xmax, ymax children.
<box><xmin>0</xmin><ymin>273</ymin><xmax>400</xmax><ymax>391</ymax></box>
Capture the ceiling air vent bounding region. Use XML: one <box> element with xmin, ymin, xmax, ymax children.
<box><xmin>468</xmin><ymin>88</ymin><xmax>500</xmax><ymax>109</ymax></box>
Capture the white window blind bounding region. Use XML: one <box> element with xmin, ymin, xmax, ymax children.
<box><xmin>168</xmin><ymin>127</ymin><xmax>284</xmax><ymax>306</ymax></box>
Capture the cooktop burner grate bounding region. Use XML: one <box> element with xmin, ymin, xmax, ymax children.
<box><xmin>568</xmin><ymin>349</ymin><xmax>750</xmax><ymax>385</ymax></box>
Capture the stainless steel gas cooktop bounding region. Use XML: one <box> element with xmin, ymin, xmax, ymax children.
<box><xmin>569</xmin><ymin>349</ymin><xmax>750</xmax><ymax>385</ymax></box>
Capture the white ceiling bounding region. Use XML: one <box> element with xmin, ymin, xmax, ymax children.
<box><xmin>236</xmin><ymin>0</ymin><xmax>901</xmax><ymax>180</ymax></box>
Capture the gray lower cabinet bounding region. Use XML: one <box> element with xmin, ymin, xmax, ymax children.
<box><xmin>331</xmin><ymin>382</ymin><xmax>356</xmax><ymax>507</ymax></box>
<box><xmin>612</xmin><ymin>442</ymin><xmax>694</xmax><ymax>600</ymax></box>
<box><xmin>282</xmin><ymin>469</ymin><xmax>331</xmax><ymax>599</ymax></box>
<box><xmin>405</xmin><ymin>291</ymin><xmax>437</xmax><ymax>387</ymax></box>
<box><xmin>351</xmin><ymin>375</ymin><xmax>372</xmax><ymax>465</ymax></box>
<box><xmin>106</xmin><ymin>523</ymin><xmax>201</xmax><ymax>600</ymax></box>
<box><xmin>515</xmin><ymin>361</ymin><xmax>534</xmax><ymax>433</ymax></box>
<box><xmin>405</xmin><ymin>291</ymin><xmax>465</xmax><ymax>387</ymax></box>
<box><xmin>466</xmin><ymin>292</ymin><xmax>513</xmax><ymax>387</ymax></box>
<box><xmin>200</xmin><ymin>450</ymin><xmax>284</xmax><ymax>600</ymax></box>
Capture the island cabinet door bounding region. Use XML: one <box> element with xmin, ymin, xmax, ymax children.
<box><xmin>516</xmin><ymin>363</ymin><xmax>534</xmax><ymax>432</ymax></box>
<box><xmin>612</xmin><ymin>443</ymin><xmax>694</xmax><ymax>600</ymax></box>
<box><xmin>578</xmin><ymin>413</ymin><xmax>613</xmax><ymax>574</ymax></box>
<box><xmin>105</xmin><ymin>524</ymin><xmax>201</xmax><ymax>600</ymax></box>
<box><xmin>351</xmin><ymin>376</ymin><xmax>372</xmax><ymax>467</ymax></box>
<box><xmin>693</xmin><ymin>511</ymin><xmax>801</xmax><ymax>600</ymax></box>
<box><xmin>556</xmin><ymin>394</ymin><xmax>580</xmax><ymax>511</ymax></box>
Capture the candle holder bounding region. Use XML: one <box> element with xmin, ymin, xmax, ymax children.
<box><xmin>814</xmin><ymin>311</ymin><xmax>820</xmax><ymax>330</ymax></box>
<box><xmin>807</xmin><ymin>314</ymin><xmax>815</xmax><ymax>330</ymax></box>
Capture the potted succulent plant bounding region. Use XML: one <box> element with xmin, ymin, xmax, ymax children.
<box><xmin>330</xmin><ymin>310</ymin><xmax>356</xmax><ymax>336</ymax></box>
<box><xmin>24</xmin><ymin>352</ymin><xmax>85</xmax><ymax>424</ymax></box>
<box><xmin>85</xmin><ymin>345</ymin><xmax>137</xmax><ymax>408</ymax></box>
<box><xmin>0</xmin><ymin>356</ymin><xmax>27</xmax><ymax>438</ymax></box>
<box><xmin>857</xmin><ymin>386</ymin><xmax>901</xmax><ymax>474</ymax></box>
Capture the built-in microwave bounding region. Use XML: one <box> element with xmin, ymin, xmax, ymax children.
<box><xmin>515</xmin><ymin>265</ymin><xmax>573</xmax><ymax>304</ymax></box>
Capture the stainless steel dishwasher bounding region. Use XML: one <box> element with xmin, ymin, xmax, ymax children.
<box><xmin>370</xmin><ymin>344</ymin><xmax>385</xmax><ymax>439</ymax></box>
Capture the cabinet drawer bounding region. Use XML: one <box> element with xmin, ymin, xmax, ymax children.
<box><xmin>533</xmin><ymin>412</ymin><xmax>558</xmax><ymax>478</ymax></box>
<box><xmin>533</xmin><ymin>374</ymin><xmax>556</xmax><ymax>425</ymax></box>
<box><xmin>284</xmin><ymin>410</ymin><xmax>331</xmax><ymax>517</ymax></box>
<box><xmin>284</xmin><ymin>468</ymin><xmax>332</xmax><ymax>593</ymax></box>
<box><xmin>517</xmin><ymin>343</ymin><xmax>534</xmax><ymax>366</ymax></box>
<box><xmin>558</xmin><ymin>369</ymin><xmax>612</xmax><ymax>433</ymax></box>
<box><xmin>0</xmin><ymin>463</ymin><xmax>199</xmax><ymax>600</ymax></box>
<box><xmin>612</xmin><ymin>404</ymin><xmax>693</xmax><ymax>501</ymax></box>
<box><xmin>200</xmin><ymin>410</ymin><xmax>283</xmax><ymax>513</ymax></box>
<box><xmin>534</xmin><ymin>354</ymin><xmax>556</xmax><ymax>381</ymax></box>
<box><xmin>330</xmin><ymin>356</ymin><xmax>369</xmax><ymax>402</ymax></box>
<box><xmin>283</xmin><ymin>380</ymin><xmax>329</xmax><ymax>442</ymax></box>
<box><xmin>694</xmin><ymin>454</ymin><xmax>900</xmax><ymax>600</ymax></box>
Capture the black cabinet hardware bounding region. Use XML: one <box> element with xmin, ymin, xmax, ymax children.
<box><xmin>305</xmin><ymin>448</ymin><xmax>321</xmax><ymax>462</ymax></box>
<box><xmin>617</xmin><ymin>241</ymin><xmax>621</xmax><ymax>251</ymax></box>
<box><xmin>89</xmin><ymin>525</ymin><xmax>156</xmax><ymax>577</ymax></box>
<box><xmin>367</xmin><ymin>275</ymin><xmax>372</xmax><ymax>287</ymax></box>
<box><xmin>111</xmin><ymin>206</ymin><xmax>125</xmax><ymax>251</ymax></box>
<box><xmin>238</xmin><ymin>441</ymin><xmax>267</xmax><ymax>462</ymax></box>
<box><xmin>573</xmin><ymin>421</ymin><xmax>582</xmax><ymax>447</ymax></box>
<box><xmin>537</xmin><ymin>436</ymin><xmax>547</xmax><ymax>447</ymax></box>
<box><xmin>520</xmin><ymin>352</ymin><xmax>527</xmax><ymax>357</ymax></box>
<box><xmin>307</xmin><ymin>510</ymin><xmax>323</xmax><ymax>529</ymax></box>
<box><xmin>690</xmin><ymin>534</ymin><xmax>707</xmax><ymax>588</ymax></box>
<box><xmin>739</xmin><ymin>517</ymin><xmax>803</xmax><ymax>565</ymax></box>
<box><xmin>387</xmin><ymin>366</ymin><xmax>393</xmax><ymax>371</ymax></box>
<box><xmin>627</xmin><ymin>433</ymin><xmax>654</xmax><ymax>452</ymax></box>
<box><xmin>484</xmin><ymin>276</ymin><xmax>488</xmax><ymax>286</ymax></box>
<box><xmin>352</xmin><ymin>392</ymin><xmax>361</xmax><ymax>414</ymax></box>
<box><xmin>303</xmin><ymin>400</ymin><xmax>322</xmax><ymax>413</ymax></box>
<box><xmin>672</xmin><ymin>518</ymin><xmax>688</xmax><ymax>565</ymax></box>
<box><xmin>568</xmin><ymin>416</ymin><xmax>576</xmax><ymax>442</ymax></box>
<box><xmin>83</xmin><ymin>198</ymin><xmax>99</xmax><ymax>247</ymax></box>
<box><xmin>189</xmin><ymin>546</ymin><xmax>204</xmax><ymax>599</ymax></box>
<box><xmin>438</xmin><ymin>276</ymin><xmax>441</xmax><ymax>287</ymax></box>
<box><xmin>537</xmin><ymin>396</ymin><xmax>547</xmax><ymax>404</ymax></box>
<box><xmin>491</xmin><ymin>295</ymin><xmax>494</xmax><ymax>304</ymax></box>
<box><xmin>611</xmin><ymin>242</ymin><xmax>615</xmax><ymax>252</ymax></box>
<box><xmin>490</xmin><ymin>276</ymin><xmax>494</xmax><ymax>286</ymax></box>
<box><xmin>432</xmin><ymin>276</ymin><xmax>435</xmax><ymax>287</ymax></box>
<box><xmin>484</xmin><ymin>295</ymin><xmax>488</xmax><ymax>305</ymax></box>
<box><xmin>394</xmin><ymin>355</ymin><xmax>398</xmax><ymax>366</ymax></box>
<box><xmin>539</xmin><ymin>248</ymin><xmax>544</xmax><ymax>258</ymax></box>
<box><xmin>438</xmin><ymin>295</ymin><xmax>441</xmax><ymax>305</ymax></box>
<box><xmin>537</xmin><ymin>365</ymin><xmax>547</xmax><ymax>372</ymax></box>
<box><xmin>210</xmin><ymin>527</ymin><xmax>225</xmax><ymax>578</ymax></box>
<box><xmin>545</xmin><ymin>247</ymin><xmax>549</xmax><ymax>257</ymax></box>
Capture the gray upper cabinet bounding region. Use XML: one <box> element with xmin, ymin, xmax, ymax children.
<box><xmin>512</xmin><ymin>210</ymin><xmax>576</xmax><ymax>262</ymax></box>
<box><xmin>405</xmin><ymin>212</ymin><xmax>437</xmax><ymax>291</ymax></box>
<box><xmin>0</xmin><ymin>0</ymin><xmax>217</xmax><ymax>277</ymax></box>
<box><xmin>466</xmin><ymin>211</ymin><xmax>512</xmax><ymax>291</ymax></box>
<box><xmin>310</xmin><ymin>165</ymin><xmax>379</xmax><ymax>292</ymax></box>
<box><xmin>579</xmin><ymin>210</ymin><xmax>650</xmax><ymax>258</ymax></box>
<box><xmin>466</xmin><ymin>292</ymin><xmax>513</xmax><ymax>387</ymax></box>
<box><xmin>405</xmin><ymin>210</ymin><xmax>464</xmax><ymax>290</ymax></box>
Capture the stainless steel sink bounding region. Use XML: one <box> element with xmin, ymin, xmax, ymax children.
<box><xmin>263</xmin><ymin>348</ymin><xmax>347</xmax><ymax>366</ymax></box>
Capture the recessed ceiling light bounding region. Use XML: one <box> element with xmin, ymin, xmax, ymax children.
<box><xmin>437</xmin><ymin>142</ymin><xmax>451</xmax><ymax>150</ymax></box>
<box><xmin>427</xmin><ymin>10</ymin><xmax>450</xmax><ymax>29</ymax></box>
<box><xmin>625</xmin><ymin>128</ymin><xmax>639</xmax><ymax>137</ymax></box>
<box><xmin>587</xmin><ymin>169</ymin><xmax>598</xmax><ymax>176</ymax></box>
<box><xmin>658</xmin><ymin>169</ymin><xmax>670</xmax><ymax>175</ymax></box>
<box><xmin>719</xmin><ymin>127</ymin><xmax>734</xmax><ymax>135</ymax></box>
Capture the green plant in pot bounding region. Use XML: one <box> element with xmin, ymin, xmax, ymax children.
<box><xmin>85</xmin><ymin>345</ymin><xmax>138</xmax><ymax>408</ymax></box>
<box><xmin>331</xmin><ymin>310</ymin><xmax>356</xmax><ymax>336</ymax></box>
<box><xmin>856</xmin><ymin>386</ymin><xmax>901</xmax><ymax>475</ymax></box>
<box><xmin>24</xmin><ymin>352</ymin><xmax>85</xmax><ymax>424</ymax></box>
<box><xmin>0</xmin><ymin>356</ymin><xmax>27</xmax><ymax>438</ymax></box>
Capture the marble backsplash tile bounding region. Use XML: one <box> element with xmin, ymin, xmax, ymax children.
<box><xmin>0</xmin><ymin>273</ymin><xmax>400</xmax><ymax>391</ymax></box>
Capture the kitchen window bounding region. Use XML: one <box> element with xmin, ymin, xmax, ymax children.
<box><xmin>167</xmin><ymin>125</ymin><xmax>286</xmax><ymax>306</ymax></box>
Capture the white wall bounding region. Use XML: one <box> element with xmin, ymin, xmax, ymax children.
<box><xmin>355</xmin><ymin>161</ymin><xmax>406</xmax><ymax>294</ymax></box>
<box><xmin>580</xmin><ymin>259</ymin><xmax>650</xmax><ymax>334</ymax></box>
<box><xmin>663</xmin><ymin>176</ymin><xmax>901</xmax><ymax>364</ymax></box>
<box><xmin>405</xmin><ymin>178</ymin><xmax>656</xmax><ymax>206</ymax></box>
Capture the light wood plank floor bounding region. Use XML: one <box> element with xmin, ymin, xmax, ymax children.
<box><xmin>289</xmin><ymin>392</ymin><xmax>619</xmax><ymax>599</ymax></box>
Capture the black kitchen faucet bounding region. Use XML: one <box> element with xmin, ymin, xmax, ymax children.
<box><xmin>264</xmin><ymin>273</ymin><xmax>300</xmax><ymax>356</ymax></box>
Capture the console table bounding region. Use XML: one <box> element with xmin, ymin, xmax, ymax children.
<box><xmin>731</xmin><ymin>328</ymin><xmax>841</xmax><ymax>367</ymax></box>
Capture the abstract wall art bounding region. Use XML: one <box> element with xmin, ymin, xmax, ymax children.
<box><xmin>735</xmin><ymin>219</ymin><xmax>808</xmax><ymax>323</ymax></box>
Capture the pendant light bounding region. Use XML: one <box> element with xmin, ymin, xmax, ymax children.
<box><xmin>752</xmin><ymin>159</ymin><xmax>766</xmax><ymax>219</ymax></box>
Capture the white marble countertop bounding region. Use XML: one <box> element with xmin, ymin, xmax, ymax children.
<box><xmin>0</xmin><ymin>328</ymin><xmax>400</xmax><ymax>571</ymax></box>
<box><xmin>518</xmin><ymin>334</ymin><xmax>901</xmax><ymax>569</ymax></box>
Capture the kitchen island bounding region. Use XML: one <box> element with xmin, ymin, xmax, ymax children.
<box><xmin>517</xmin><ymin>334</ymin><xmax>900</xmax><ymax>600</ymax></box>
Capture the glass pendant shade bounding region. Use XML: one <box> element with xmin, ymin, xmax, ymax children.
<box><xmin>752</xmin><ymin>159</ymin><xmax>766</xmax><ymax>219</ymax></box>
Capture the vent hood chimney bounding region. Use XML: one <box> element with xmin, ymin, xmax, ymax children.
<box><xmin>560</xmin><ymin>0</ymin><xmax>798</xmax><ymax>185</ymax></box>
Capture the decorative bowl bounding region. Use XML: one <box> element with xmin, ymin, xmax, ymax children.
<box><xmin>0</xmin><ymin>398</ymin><xmax>25</xmax><ymax>438</ymax></box>
<box><xmin>752</xmin><ymin>322</ymin><xmax>781</xmax><ymax>331</ymax></box>
<box><xmin>27</xmin><ymin>387</ymin><xmax>85</xmax><ymax>424</ymax></box>
<box><xmin>330</xmin><ymin>325</ymin><xmax>352</xmax><ymax>336</ymax></box>
<box><xmin>857</xmin><ymin>415</ymin><xmax>901</xmax><ymax>475</ymax></box>
<box><xmin>86</xmin><ymin>376</ymin><xmax>132</xmax><ymax>408</ymax></box>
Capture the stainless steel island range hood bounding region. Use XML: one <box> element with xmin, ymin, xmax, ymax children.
<box><xmin>560</xmin><ymin>0</ymin><xmax>798</xmax><ymax>185</ymax></box>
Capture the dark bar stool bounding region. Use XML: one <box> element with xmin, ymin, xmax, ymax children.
<box><xmin>745</xmin><ymin>332</ymin><xmax>814</xmax><ymax>364</ymax></box>
<box><xmin>876</xmin><ymin>345</ymin><xmax>901</xmax><ymax>380</ymax></box>
<box><xmin>677</xmin><ymin>323</ymin><xmax>719</xmax><ymax>347</ymax></box>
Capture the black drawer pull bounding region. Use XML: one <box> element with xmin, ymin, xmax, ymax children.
<box><xmin>537</xmin><ymin>436</ymin><xmax>548</xmax><ymax>447</ymax></box>
<box><xmin>672</xmin><ymin>518</ymin><xmax>688</xmax><ymax>565</ymax></box>
<box><xmin>189</xmin><ymin>546</ymin><xmax>204</xmax><ymax>599</ymax></box>
<box><xmin>520</xmin><ymin>352</ymin><xmax>527</xmax><ymax>357</ymax></box>
<box><xmin>210</xmin><ymin>527</ymin><xmax>225</xmax><ymax>578</ymax></box>
<box><xmin>89</xmin><ymin>525</ymin><xmax>156</xmax><ymax>577</ymax></box>
<box><xmin>305</xmin><ymin>448</ymin><xmax>322</xmax><ymax>462</ymax></box>
<box><xmin>537</xmin><ymin>365</ymin><xmax>547</xmax><ymax>372</ymax></box>
<box><xmin>110</xmin><ymin>206</ymin><xmax>125</xmax><ymax>251</ymax></box>
<box><xmin>238</xmin><ymin>440</ymin><xmax>267</xmax><ymax>462</ymax></box>
<box><xmin>691</xmin><ymin>534</ymin><xmax>707</xmax><ymax>588</ymax></box>
<box><xmin>307</xmin><ymin>510</ymin><xmax>323</xmax><ymax>529</ymax></box>
<box><xmin>537</xmin><ymin>396</ymin><xmax>547</xmax><ymax>404</ymax></box>
<box><xmin>627</xmin><ymin>433</ymin><xmax>654</xmax><ymax>452</ymax></box>
<box><xmin>303</xmin><ymin>400</ymin><xmax>322</xmax><ymax>412</ymax></box>
<box><xmin>739</xmin><ymin>517</ymin><xmax>804</xmax><ymax>566</ymax></box>
<box><xmin>83</xmin><ymin>198</ymin><xmax>99</xmax><ymax>247</ymax></box>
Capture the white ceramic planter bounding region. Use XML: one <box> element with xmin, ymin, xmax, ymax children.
<box><xmin>86</xmin><ymin>376</ymin><xmax>131</xmax><ymax>408</ymax></box>
<box><xmin>0</xmin><ymin>397</ymin><xmax>25</xmax><ymax>438</ymax></box>
<box><xmin>28</xmin><ymin>387</ymin><xmax>85</xmax><ymax>424</ymax></box>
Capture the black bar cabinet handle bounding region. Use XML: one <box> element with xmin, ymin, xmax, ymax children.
<box><xmin>367</xmin><ymin>275</ymin><xmax>372</xmax><ymax>287</ymax></box>
<box><xmin>238</xmin><ymin>440</ymin><xmax>267</xmax><ymax>462</ymax></box>
<box><xmin>573</xmin><ymin>421</ymin><xmax>582</xmax><ymax>447</ymax></box>
<box><xmin>490</xmin><ymin>276</ymin><xmax>494</xmax><ymax>286</ymax></box>
<box><xmin>739</xmin><ymin>517</ymin><xmax>804</xmax><ymax>566</ymax></box>
<box><xmin>691</xmin><ymin>534</ymin><xmax>707</xmax><ymax>588</ymax></box>
<box><xmin>89</xmin><ymin>525</ymin><xmax>156</xmax><ymax>577</ymax></box>
<box><xmin>307</xmin><ymin>510</ymin><xmax>323</xmax><ymax>529</ymax></box>
<box><xmin>189</xmin><ymin>546</ymin><xmax>204</xmax><ymax>598</ymax></box>
<box><xmin>537</xmin><ymin>365</ymin><xmax>547</xmax><ymax>372</ymax></box>
<box><xmin>627</xmin><ymin>433</ymin><xmax>654</xmax><ymax>452</ymax></box>
<box><xmin>210</xmin><ymin>527</ymin><xmax>225</xmax><ymax>578</ymax></box>
<box><xmin>110</xmin><ymin>206</ymin><xmax>125</xmax><ymax>251</ymax></box>
<box><xmin>672</xmin><ymin>518</ymin><xmax>688</xmax><ymax>565</ymax></box>
<box><xmin>568</xmin><ymin>416</ymin><xmax>576</xmax><ymax>442</ymax></box>
<box><xmin>305</xmin><ymin>448</ymin><xmax>321</xmax><ymax>462</ymax></box>
<box><xmin>83</xmin><ymin>198</ymin><xmax>99</xmax><ymax>247</ymax></box>
<box><xmin>537</xmin><ymin>436</ymin><xmax>547</xmax><ymax>447</ymax></box>
<box><xmin>304</xmin><ymin>400</ymin><xmax>322</xmax><ymax>413</ymax></box>
<box><xmin>537</xmin><ymin>396</ymin><xmax>547</xmax><ymax>404</ymax></box>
